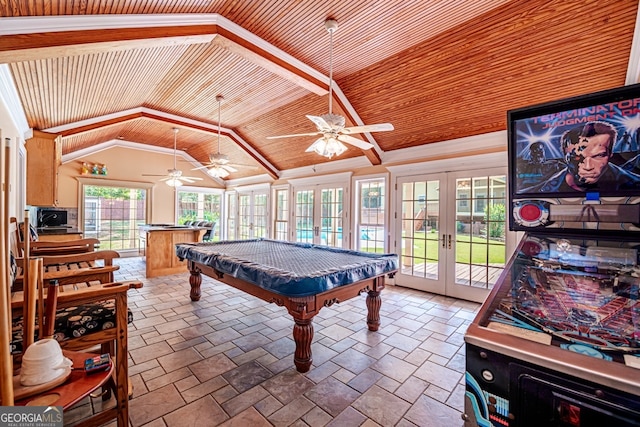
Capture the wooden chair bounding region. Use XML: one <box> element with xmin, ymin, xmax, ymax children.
<box><xmin>11</xmin><ymin>249</ymin><xmax>124</xmax><ymax>373</ymax></box>
<box><xmin>8</xmin><ymin>219</ymin><xmax>142</xmax><ymax>426</ymax></box>
<box><xmin>29</xmin><ymin>238</ymin><xmax>101</xmax><ymax>256</ymax></box>
<box><xmin>11</xmin><ymin>254</ymin><xmax>140</xmax><ymax>426</ymax></box>
<box><xmin>10</xmin><ymin>217</ymin><xmax>100</xmax><ymax>257</ymax></box>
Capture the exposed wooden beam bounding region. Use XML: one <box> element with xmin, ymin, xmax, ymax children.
<box><xmin>332</xmin><ymin>93</ymin><xmax>383</xmax><ymax>166</ymax></box>
<box><xmin>0</xmin><ymin>26</ymin><xmax>217</xmax><ymax>63</ymax></box>
<box><xmin>50</xmin><ymin>109</ymin><xmax>280</xmax><ymax>180</ymax></box>
<box><xmin>57</xmin><ymin>112</ymin><xmax>143</xmax><ymax>137</ymax></box>
<box><xmin>216</xmin><ymin>28</ymin><xmax>326</xmax><ymax>96</ymax></box>
<box><xmin>141</xmin><ymin>112</ymin><xmax>279</xmax><ymax>180</ymax></box>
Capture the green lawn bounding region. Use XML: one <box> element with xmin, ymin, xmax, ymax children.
<box><xmin>402</xmin><ymin>231</ymin><xmax>505</xmax><ymax>264</ymax></box>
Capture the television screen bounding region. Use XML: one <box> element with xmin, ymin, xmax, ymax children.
<box><xmin>508</xmin><ymin>83</ymin><xmax>640</xmax><ymax>234</ymax></box>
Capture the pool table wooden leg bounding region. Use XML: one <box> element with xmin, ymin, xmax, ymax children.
<box><xmin>366</xmin><ymin>290</ymin><xmax>382</xmax><ymax>331</ymax></box>
<box><xmin>292</xmin><ymin>317</ymin><xmax>313</xmax><ymax>373</ymax></box>
<box><xmin>188</xmin><ymin>263</ymin><xmax>202</xmax><ymax>301</ymax></box>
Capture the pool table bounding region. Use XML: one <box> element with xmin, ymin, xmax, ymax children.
<box><xmin>176</xmin><ymin>239</ymin><xmax>398</xmax><ymax>372</ymax></box>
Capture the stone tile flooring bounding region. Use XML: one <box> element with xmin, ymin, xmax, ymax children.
<box><xmin>69</xmin><ymin>256</ymin><xmax>480</xmax><ymax>426</ymax></box>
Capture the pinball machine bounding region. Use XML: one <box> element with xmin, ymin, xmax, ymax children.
<box><xmin>464</xmin><ymin>84</ymin><xmax>640</xmax><ymax>427</ymax></box>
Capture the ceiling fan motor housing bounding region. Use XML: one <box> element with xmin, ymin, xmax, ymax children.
<box><xmin>321</xmin><ymin>113</ymin><xmax>345</xmax><ymax>130</ymax></box>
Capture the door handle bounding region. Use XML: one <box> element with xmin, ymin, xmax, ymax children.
<box><xmin>448</xmin><ymin>234</ymin><xmax>452</xmax><ymax>249</ymax></box>
<box><xmin>314</xmin><ymin>226</ymin><xmax>320</xmax><ymax>236</ymax></box>
<box><xmin>442</xmin><ymin>233</ymin><xmax>446</xmax><ymax>248</ymax></box>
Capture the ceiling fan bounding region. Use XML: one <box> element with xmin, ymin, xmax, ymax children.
<box><xmin>191</xmin><ymin>95</ymin><xmax>257</xmax><ymax>178</ymax></box>
<box><xmin>143</xmin><ymin>128</ymin><xmax>203</xmax><ymax>187</ymax></box>
<box><xmin>266</xmin><ymin>19</ymin><xmax>394</xmax><ymax>158</ymax></box>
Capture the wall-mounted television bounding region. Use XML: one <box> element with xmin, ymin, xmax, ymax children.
<box><xmin>508</xmin><ymin>83</ymin><xmax>640</xmax><ymax>234</ymax></box>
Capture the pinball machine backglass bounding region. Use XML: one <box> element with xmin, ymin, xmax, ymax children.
<box><xmin>464</xmin><ymin>84</ymin><xmax>640</xmax><ymax>427</ymax></box>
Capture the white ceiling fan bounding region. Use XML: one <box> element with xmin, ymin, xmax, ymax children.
<box><xmin>266</xmin><ymin>19</ymin><xmax>394</xmax><ymax>158</ymax></box>
<box><xmin>191</xmin><ymin>95</ymin><xmax>257</xmax><ymax>178</ymax></box>
<box><xmin>143</xmin><ymin>128</ymin><xmax>203</xmax><ymax>187</ymax></box>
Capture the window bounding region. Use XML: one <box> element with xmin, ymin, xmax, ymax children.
<box><xmin>177</xmin><ymin>189</ymin><xmax>222</xmax><ymax>241</ymax></box>
<box><xmin>78</xmin><ymin>178</ymin><xmax>152</xmax><ymax>252</ymax></box>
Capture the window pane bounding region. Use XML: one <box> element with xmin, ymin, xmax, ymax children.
<box><xmin>177</xmin><ymin>190</ymin><xmax>221</xmax><ymax>240</ymax></box>
<box><xmin>357</xmin><ymin>178</ymin><xmax>386</xmax><ymax>253</ymax></box>
<box><xmin>274</xmin><ymin>188</ymin><xmax>289</xmax><ymax>241</ymax></box>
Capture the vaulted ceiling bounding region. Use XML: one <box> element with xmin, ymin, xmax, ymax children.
<box><xmin>1</xmin><ymin>0</ymin><xmax>638</xmax><ymax>182</ymax></box>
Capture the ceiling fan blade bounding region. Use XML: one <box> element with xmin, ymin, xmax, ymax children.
<box><xmin>141</xmin><ymin>174</ymin><xmax>169</xmax><ymax>177</ymax></box>
<box><xmin>191</xmin><ymin>165</ymin><xmax>211</xmax><ymax>171</ymax></box>
<box><xmin>342</xmin><ymin>123</ymin><xmax>395</xmax><ymax>134</ymax></box>
<box><xmin>337</xmin><ymin>134</ymin><xmax>374</xmax><ymax>150</ymax></box>
<box><xmin>306</xmin><ymin>115</ymin><xmax>331</xmax><ymax>131</ymax></box>
<box><xmin>266</xmin><ymin>131</ymin><xmax>320</xmax><ymax>140</ymax></box>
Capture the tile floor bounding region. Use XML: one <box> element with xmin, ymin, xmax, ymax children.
<box><xmin>68</xmin><ymin>256</ymin><xmax>481</xmax><ymax>427</ymax></box>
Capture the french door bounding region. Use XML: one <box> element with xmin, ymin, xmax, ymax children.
<box><xmin>395</xmin><ymin>167</ymin><xmax>511</xmax><ymax>302</ymax></box>
<box><xmin>237</xmin><ymin>190</ymin><xmax>268</xmax><ymax>240</ymax></box>
<box><xmin>294</xmin><ymin>185</ymin><xmax>345</xmax><ymax>248</ymax></box>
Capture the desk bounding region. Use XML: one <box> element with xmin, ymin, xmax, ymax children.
<box><xmin>176</xmin><ymin>239</ymin><xmax>398</xmax><ymax>372</ymax></box>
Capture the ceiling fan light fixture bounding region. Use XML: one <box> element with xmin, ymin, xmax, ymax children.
<box><xmin>309</xmin><ymin>136</ymin><xmax>347</xmax><ymax>159</ymax></box>
<box><xmin>166</xmin><ymin>177</ymin><xmax>184</xmax><ymax>187</ymax></box>
<box><xmin>207</xmin><ymin>165</ymin><xmax>230</xmax><ymax>178</ymax></box>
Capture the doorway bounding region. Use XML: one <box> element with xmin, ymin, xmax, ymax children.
<box><xmin>293</xmin><ymin>185</ymin><xmax>346</xmax><ymax>248</ymax></box>
<box><xmin>395</xmin><ymin>168</ymin><xmax>511</xmax><ymax>303</ymax></box>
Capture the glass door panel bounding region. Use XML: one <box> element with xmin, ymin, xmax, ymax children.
<box><xmin>226</xmin><ymin>192</ymin><xmax>236</xmax><ymax>240</ymax></box>
<box><xmin>397</xmin><ymin>175</ymin><xmax>446</xmax><ymax>294</ymax></box>
<box><xmin>395</xmin><ymin>168</ymin><xmax>509</xmax><ymax>303</ymax></box>
<box><xmin>274</xmin><ymin>188</ymin><xmax>289</xmax><ymax>241</ymax></box>
<box><xmin>355</xmin><ymin>178</ymin><xmax>386</xmax><ymax>253</ymax></box>
<box><xmin>253</xmin><ymin>193</ymin><xmax>267</xmax><ymax>238</ymax></box>
<box><xmin>295</xmin><ymin>190</ymin><xmax>314</xmax><ymax>243</ymax></box>
<box><xmin>235</xmin><ymin>190</ymin><xmax>268</xmax><ymax>240</ymax></box>
<box><xmin>320</xmin><ymin>187</ymin><xmax>343</xmax><ymax>247</ymax></box>
<box><xmin>447</xmin><ymin>171</ymin><xmax>508</xmax><ymax>302</ymax></box>
<box><xmin>238</xmin><ymin>194</ymin><xmax>251</xmax><ymax>239</ymax></box>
